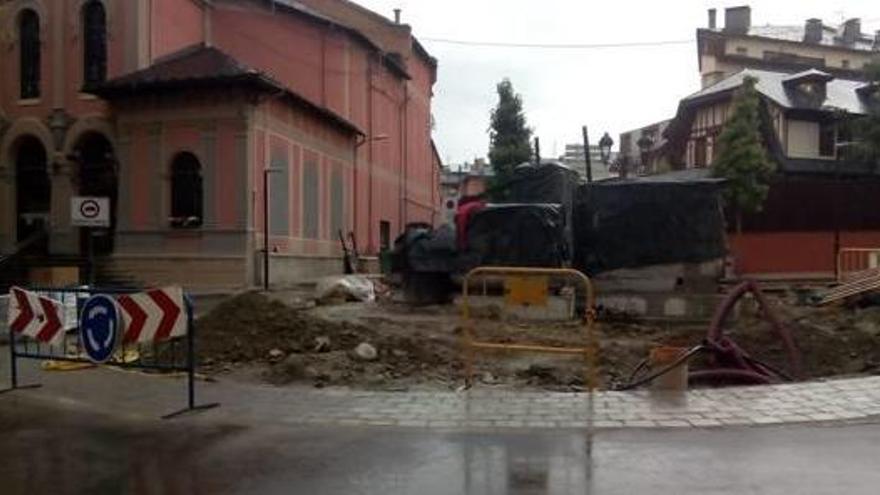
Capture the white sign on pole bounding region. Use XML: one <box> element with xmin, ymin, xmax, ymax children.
<box><xmin>71</xmin><ymin>196</ymin><xmax>110</xmax><ymax>227</ymax></box>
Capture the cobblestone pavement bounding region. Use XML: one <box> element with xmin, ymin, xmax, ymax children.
<box><xmin>2</xmin><ymin>347</ymin><xmax>878</xmax><ymax>430</ymax></box>
<box><xmin>255</xmin><ymin>376</ymin><xmax>880</xmax><ymax>430</ymax></box>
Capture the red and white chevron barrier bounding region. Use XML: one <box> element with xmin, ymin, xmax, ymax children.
<box><xmin>7</xmin><ymin>287</ymin><xmax>65</xmax><ymax>346</ymax></box>
<box><xmin>117</xmin><ymin>286</ymin><xmax>188</xmax><ymax>344</ymax></box>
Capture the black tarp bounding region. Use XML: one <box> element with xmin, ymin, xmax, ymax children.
<box><xmin>574</xmin><ymin>176</ymin><xmax>726</xmax><ymax>274</ymax></box>
<box><xmin>461</xmin><ymin>204</ymin><xmax>569</xmax><ymax>269</ymax></box>
<box><xmin>509</xmin><ymin>161</ymin><xmax>579</xmax><ymax>205</ymax></box>
<box><xmin>508</xmin><ymin>161</ymin><xmax>579</xmax><ymax>257</ymax></box>
<box><xmin>392</xmin><ymin>224</ymin><xmax>458</xmax><ymax>273</ymax></box>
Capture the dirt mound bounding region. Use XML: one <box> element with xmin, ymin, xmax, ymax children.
<box><xmin>733</xmin><ymin>304</ymin><xmax>880</xmax><ymax>378</ymax></box>
<box><xmin>197</xmin><ymin>292</ymin><xmax>364</xmax><ymax>362</ymax></box>
<box><xmin>196</xmin><ymin>292</ymin><xmax>880</xmax><ymax>391</ymax></box>
<box><xmin>196</xmin><ymin>292</ymin><xmax>461</xmax><ymax>388</ymax></box>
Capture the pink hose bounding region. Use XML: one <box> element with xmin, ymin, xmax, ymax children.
<box><xmin>702</xmin><ymin>280</ymin><xmax>802</xmax><ymax>382</ymax></box>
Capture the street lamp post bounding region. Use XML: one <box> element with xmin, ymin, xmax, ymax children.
<box><xmin>598</xmin><ymin>132</ymin><xmax>614</xmax><ymax>166</ymax></box>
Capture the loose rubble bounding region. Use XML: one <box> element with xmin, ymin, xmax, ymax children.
<box><xmin>197</xmin><ymin>291</ymin><xmax>880</xmax><ymax>390</ymax></box>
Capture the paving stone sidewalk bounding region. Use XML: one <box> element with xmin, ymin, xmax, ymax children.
<box><xmin>2</xmin><ymin>348</ymin><xmax>879</xmax><ymax>429</ymax></box>
<box><xmin>268</xmin><ymin>376</ymin><xmax>880</xmax><ymax>430</ymax></box>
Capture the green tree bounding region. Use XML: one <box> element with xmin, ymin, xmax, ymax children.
<box><xmin>850</xmin><ymin>63</ymin><xmax>880</xmax><ymax>168</ymax></box>
<box><xmin>488</xmin><ymin>79</ymin><xmax>532</xmax><ymax>199</ymax></box>
<box><xmin>712</xmin><ymin>75</ymin><xmax>776</xmax><ymax>231</ymax></box>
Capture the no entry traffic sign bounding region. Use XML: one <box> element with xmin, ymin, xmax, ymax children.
<box><xmin>71</xmin><ymin>196</ymin><xmax>110</xmax><ymax>227</ymax></box>
<box><xmin>79</xmin><ymin>294</ymin><xmax>121</xmax><ymax>363</ymax></box>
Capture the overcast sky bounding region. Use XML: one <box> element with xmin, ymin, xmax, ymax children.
<box><xmin>356</xmin><ymin>0</ymin><xmax>879</xmax><ymax>165</ymax></box>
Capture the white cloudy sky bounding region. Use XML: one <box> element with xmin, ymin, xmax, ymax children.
<box><xmin>356</xmin><ymin>0</ymin><xmax>879</xmax><ymax>165</ymax></box>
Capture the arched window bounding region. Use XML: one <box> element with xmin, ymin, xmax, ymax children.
<box><xmin>19</xmin><ymin>9</ymin><xmax>40</xmax><ymax>99</ymax></box>
<box><xmin>170</xmin><ymin>153</ymin><xmax>203</xmax><ymax>228</ymax></box>
<box><xmin>82</xmin><ymin>0</ymin><xmax>107</xmax><ymax>86</ymax></box>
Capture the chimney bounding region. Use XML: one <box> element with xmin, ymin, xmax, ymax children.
<box><xmin>804</xmin><ymin>18</ymin><xmax>823</xmax><ymax>44</ymax></box>
<box><xmin>708</xmin><ymin>9</ymin><xmax>717</xmax><ymax>30</ymax></box>
<box><xmin>393</xmin><ymin>8</ymin><xmax>401</xmax><ymax>24</ymax></box>
<box><xmin>842</xmin><ymin>18</ymin><xmax>861</xmax><ymax>45</ymax></box>
<box><xmin>724</xmin><ymin>6</ymin><xmax>751</xmax><ymax>35</ymax></box>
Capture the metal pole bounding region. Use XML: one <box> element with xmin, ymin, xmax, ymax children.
<box><xmin>534</xmin><ymin>137</ymin><xmax>541</xmax><ymax>165</ymax></box>
<box><xmin>582</xmin><ymin>126</ymin><xmax>593</xmax><ymax>183</ymax></box>
<box><xmin>8</xmin><ymin>326</ymin><xmax>17</xmax><ymax>390</ymax></box>
<box><xmin>187</xmin><ymin>298</ymin><xmax>195</xmax><ymax>411</ymax></box>
<box><xmin>263</xmin><ymin>169</ymin><xmax>270</xmax><ymax>291</ymax></box>
<box><xmin>87</xmin><ymin>228</ymin><xmax>95</xmax><ymax>286</ymax></box>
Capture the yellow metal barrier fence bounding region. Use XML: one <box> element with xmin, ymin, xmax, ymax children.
<box><xmin>461</xmin><ymin>267</ymin><xmax>599</xmax><ymax>440</ymax></box>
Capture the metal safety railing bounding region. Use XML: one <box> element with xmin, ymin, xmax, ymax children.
<box><xmin>837</xmin><ymin>248</ymin><xmax>880</xmax><ymax>282</ymax></box>
<box><xmin>1</xmin><ymin>286</ymin><xmax>219</xmax><ymax>419</ymax></box>
<box><xmin>460</xmin><ymin>267</ymin><xmax>598</xmax><ymax>450</ymax></box>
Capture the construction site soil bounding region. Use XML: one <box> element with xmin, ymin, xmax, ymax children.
<box><xmin>196</xmin><ymin>292</ymin><xmax>880</xmax><ymax>391</ymax></box>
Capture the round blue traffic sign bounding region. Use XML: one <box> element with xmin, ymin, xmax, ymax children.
<box><xmin>79</xmin><ymin>295</ymin><xmax>121</xmax><ymax>364</ymax></box>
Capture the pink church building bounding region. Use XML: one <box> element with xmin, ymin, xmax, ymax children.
<box><xmin>0</xmin><ymin>0</ymin><xmax>441</xmax><ymax>289</ymax></box>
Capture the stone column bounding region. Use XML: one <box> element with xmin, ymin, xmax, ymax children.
<box><xmin>115</xmin><ymin>127</ymin><xmax>133</xmax><ymax>232</ymax></box>
<box><xmin>0</xmin><ymin>162</ymin><xmax>13</xmax><ymax>253</ymax></box>
<box><xmin>48</xmin><ymin>154</ymin><xmax>78</xmax><ymax>255</ymax></box>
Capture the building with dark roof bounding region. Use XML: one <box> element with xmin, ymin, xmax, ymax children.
<box><xmin>663</xmin><ymin>64</ymin><xmax>880</xmax><ymax>281</ymax></box>
<box><xmin>699</xmin><ymin>6</ymin><xmax>880</xmax><ymax>88</ymax></box>
<box><xmin>0</xmin><ymin>0</ymin><xmax>441</xmax><ymax>289</ymax></box>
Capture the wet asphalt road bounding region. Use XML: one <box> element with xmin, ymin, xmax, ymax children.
<box><xmin>1</xmin><ymin>395</ymin><xmax>880</xmax><ymax>494</ymax></box>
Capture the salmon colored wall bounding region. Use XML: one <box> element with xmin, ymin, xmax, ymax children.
<box><xmin>293</xmin><ymin>0</ymin><xmax>411</xmax><ymax>56</ymax></box>
<box><xmin>117</xmin><ymin>94</ymin><xmax>249</xmax><ymax>235</ymax></box>
<box><xmin>211</xmin><ymin>0</ymin><xmax>440</xmax><ymax>253</ymax></box>
<box><xmin>65</xmin><ymin>0</ymin><xmax>125</xmax><ymax>117</ymax></box>
<box><xmin>215</xmin><ymin>123</ymin><xmax>242</xmax><ymax>227</ymax></box>
<box><xmin>1</xmin><ymin>0</ymin><xmax>439</xmax><ymax>266</ymax></box>
<box><xmin>1</xmin><ymin>3</ymin><xmax>52</xmax><ymax>119</ymax></box>
<box><xmin>323</xmin><ymin>31</ymin><xmax>349</xmax><ymax>119</ymax></box>
<box><xmin>212</xmin><ymin>6</ymin><xmax>325</xmax><ymax>106</ymax></box>
<box><xmin>1</xmin><ymin>9</ymin><xmax>51</xmax><ymax>119</ymax></box>
<box><xmin>1</xmin><ymin>0</ymin><xmax>130</xmax><ymax>121</ymax></box>
<box><xmin>289</xmin><ymin>144</ymin><xmax>302</xmax><ymax>239</ymax></box>
<box><xmin>253</xmin><ymin>98</ymin><xmax>356</xmax><ymax>257</ymax></box>
<box><xmin>729</xmin><ymin>231</ymin><xmax>880</xmax><ymax>276</ymax></box>
<box><xmin>151</xmin><ymin>0</ymin><xmax>204</xmax><ymax>60</ymax></box>
<box><xmin>253</xmin><ymin>128</ymin><xmax>266</xmax><ymax>233</ymax></box>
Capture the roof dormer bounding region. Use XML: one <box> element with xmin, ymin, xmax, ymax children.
<box><xmin>783</xmin><ymin>69</ymin><xmax>834</xmax><ymax>107</ymax></box>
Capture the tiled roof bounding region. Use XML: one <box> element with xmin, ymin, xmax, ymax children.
<box><xmin>94</xmin><ymin>45</ymin><xmax>270</xmax><ymax>91</ymax></box>
<box><xmin>683</xmin><ymin>68</ymin><xmax>872</xmax><ymax>115</ymax></box>
<box><xmin>92</xmin><ymin>45</ymin><xmax>363</xmax><ymax>136</ymax></box>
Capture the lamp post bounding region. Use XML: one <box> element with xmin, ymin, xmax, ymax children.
<box><xmin>582</xmin><ymin>126</ymin><xmax>593</xmax><ymax>183</ymax></box>
<box><xmin>636</xmin><ymin>134</ymin><xmax>654</xmax><ymax>177</ymax></box>
<box><xmin>262</xmin><ymin>166</ymin><xmax>281</xmax><ymax>291</ymax></box>
<box><xmin>598</xmin><ymin>132</ymin><xmax>614</xmax><ymax>166</ymax></box>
